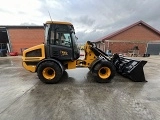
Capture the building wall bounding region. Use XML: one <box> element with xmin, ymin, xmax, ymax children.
<box><xmin>8</xmin><ymin>28</ymin><xmax>44</xmax><ymax>54</ymax></box>
<box><xmin>105</xmin><ymin>42</ymin><xmax>147</xmax><ymax>55</ymax></box>
<box><xmin>104</xmin><ymin>25</ymin><xmax>160</xmax><ymax>55</ymax></box>
<box><xmin>95</xmin><ymin>42</ymin><xmax>105</xmax><ymax>51</ymax></box>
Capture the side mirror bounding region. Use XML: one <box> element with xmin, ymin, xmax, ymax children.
<box><xmin>76</xmin><ymin>36</ymin><xmax>78</xmax><ymax>40</ymax></box>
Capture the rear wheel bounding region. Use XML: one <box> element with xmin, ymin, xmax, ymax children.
<box><xmin>93</xmin><ymin>61</ymin><xmax>115</xmax><ymax>83</ymax></box>
<box><xmin>37</xmin><ymin>61</ymin><xmax>62</xmax><ymax>84</ymax></box>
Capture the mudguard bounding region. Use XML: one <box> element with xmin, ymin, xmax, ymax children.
<box><xmin>36</xmin><ymin>58</ymin><xmax>64</xmax><ymax>73</ymax></box>
<box><xmin>89</xmin><ymin>58</ymin><xmax>103</xmax><ymax>72</ymax></box>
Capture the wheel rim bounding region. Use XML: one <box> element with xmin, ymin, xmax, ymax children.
<box><xmin>42</xmin><ymin>67</ymin><xmax>55</xmax><ymax>80</ymax></box>
<box><xmin>98</xmin><ymin>67</ymin><xmax>111</xmax><ymax>79</ymax></box>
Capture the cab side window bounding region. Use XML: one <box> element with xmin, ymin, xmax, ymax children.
<box><xmin>62</xmin><ymin>33</ymin><xmax>71</xmax><ymax>47</ymax></box>
<box><xmin>53</xmin><ymin>32</ymin><xmax>71</xmax><ymax>47</ymax></box>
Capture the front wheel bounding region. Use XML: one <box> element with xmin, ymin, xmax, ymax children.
<box><xmin>93</xmin><ymin>61</ymin><xmax>116</xmax><ymax>83</ymax></box>
<box><xmin>37</xmin><ymin>61</ymin><xmax>63</xmax><ymax>84</ymax></box>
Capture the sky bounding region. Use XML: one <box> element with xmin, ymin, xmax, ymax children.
<box><xmin>1</xmin><ymin>0</ymin><xmax>160</xmax><ymax>43</ymax></box>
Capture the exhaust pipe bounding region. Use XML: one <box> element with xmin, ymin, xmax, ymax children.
<box><xmin>112</xmin><ymin>54</ymin><xmax>147</xmax><ymax>82</ymax></box>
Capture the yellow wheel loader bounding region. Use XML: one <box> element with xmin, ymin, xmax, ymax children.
<box><xmin>22</xmin><ymin>21</ymin><xmax>147</xmax><ymax>84</ymax></box>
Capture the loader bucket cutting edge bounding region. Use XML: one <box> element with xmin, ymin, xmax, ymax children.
<box><xmin>112</xmin><ymin>54</ymin><xmax>147</xmax><ymax>82</ymax></box>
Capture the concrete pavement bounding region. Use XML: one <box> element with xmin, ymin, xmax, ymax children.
<box><xmin>0</xmin><ymin>56</ymin><xmax>160</xmax><ymax>120</ymax></box>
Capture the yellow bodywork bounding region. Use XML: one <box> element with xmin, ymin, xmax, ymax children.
<box><xmin>76</xmin><ymin>42</ymin><xmax>97</xmax><ymax>67</ymax></box>
<box><xmin>22</xmin><ymin>21</ymin><xmax>98</xmax><ymax>81</ymax></box>
<box><xmin>22</xmin><ymin>44</ymin><xmax>45</xmax><ymax>72</ymax></box>
<box><xmin>22</xmin><ymin>42</ymin><xmax>97</xmax><ymax>73</ymax></box>
<box><xmin>46</xmin><ymin>21</ymin><xmax>72</xmax><ymax>25</ymax></box>
<box><xmin>67</xmin><ymin>60</ymin><xmax>77</xmax><ymax>69</ymax></box>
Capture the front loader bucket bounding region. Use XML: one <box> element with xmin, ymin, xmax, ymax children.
<box><xmin>112</xmin><ymin>54</ymin><xmax>147</xmax><ymax>82</ymax></box>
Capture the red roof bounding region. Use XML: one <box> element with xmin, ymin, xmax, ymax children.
<box><xmin>94</xmin><ymin>20</ymin><xmax>160</xmax><ymax>42</ymax></box>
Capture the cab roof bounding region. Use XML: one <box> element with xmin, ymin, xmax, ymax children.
<box><xmin>46</xmin><ymin>21</ymin><xmax>72</xmax><ymax>25</ymax></box>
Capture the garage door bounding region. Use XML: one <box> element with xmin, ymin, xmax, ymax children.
<box><xmin>147</xmin><ymin>43</ymin><xmax>160</xmax><ymax>55</ymax></box>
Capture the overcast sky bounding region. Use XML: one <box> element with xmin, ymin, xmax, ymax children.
<box><xmin>1</xmin><ymin>0</ymin><xmax>160</xmax><ymax>43</ymax></box>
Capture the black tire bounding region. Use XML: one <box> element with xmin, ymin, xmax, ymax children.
<box><xmin>93</xmin><ymin>61</ymin><xmax>116</xmax><ymax>83</ymax></box>
<box><xmin>37</xmin><ymin>61</ymin><xmax>62</xmax><ymax>84</ymax></box>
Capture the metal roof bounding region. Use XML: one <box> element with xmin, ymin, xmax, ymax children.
<box><xmin>0</xmin><ymin>25</ymin><xmax>44</xmax><ymax>29</ymax></box>
<box><xmin>46</xmin><ymin>21</ymin><xmax>72</xmax><ymax>25</ymax></box>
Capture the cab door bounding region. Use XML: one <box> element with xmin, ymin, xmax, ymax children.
<box><xmin>49</xmin><ymin>31</ymin><xmax>73</xmax><ymax>61</ymax></box>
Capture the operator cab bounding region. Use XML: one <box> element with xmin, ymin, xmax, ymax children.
<box><xmin>44</xmin><ymin>21</ymin><xmax>80</xmax><ymax>61</ymax></box>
